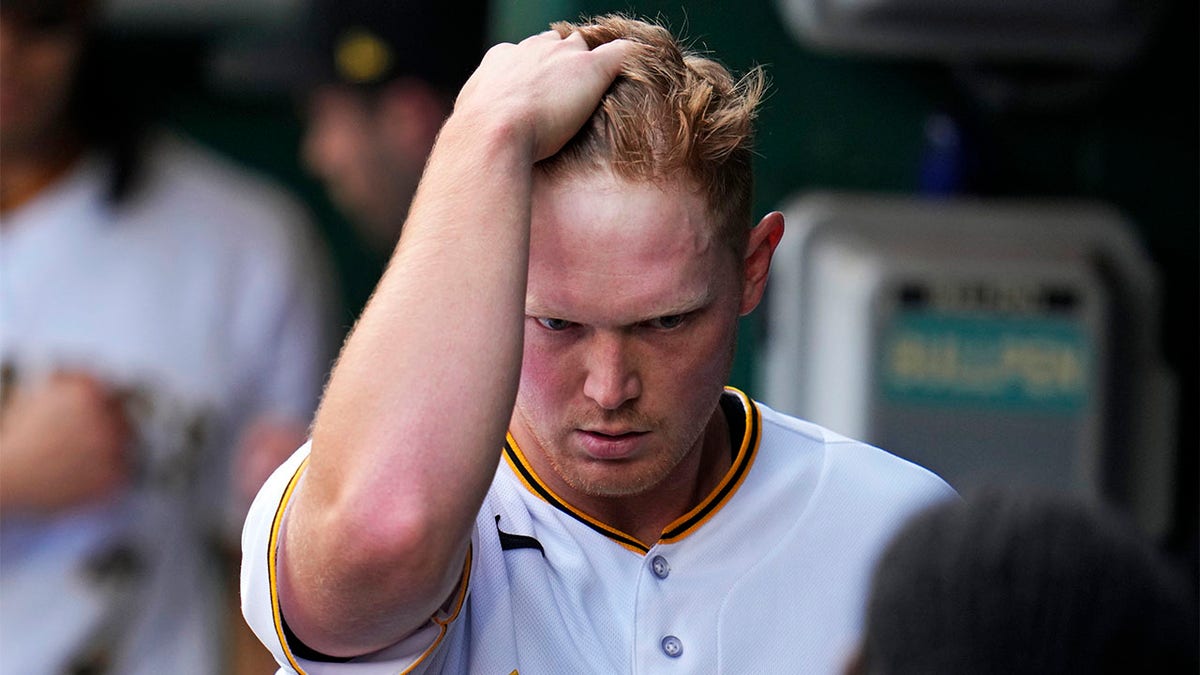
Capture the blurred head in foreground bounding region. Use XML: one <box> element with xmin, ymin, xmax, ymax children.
<box><xmin>850</xmin><ymin>488</ymin><xmax>1198</xmax><ymax>675</ymax></box>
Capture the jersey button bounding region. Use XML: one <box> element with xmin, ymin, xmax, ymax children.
<box><xmin>650</xmin><ymin>555</ymin><xmax>670</xmax><ymax>579</ymax></box>
<box><xmin>661</xmin><ymin>635</ymin><xmax>683</xmax><ymax>658</ymax></box>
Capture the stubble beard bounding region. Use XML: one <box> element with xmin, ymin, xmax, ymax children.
<box><xmin>523</xmin><ymin>399</ymin><xmax>715</xmax><ymax>500</ymax></box>
<box><xmin>518</xmin><ymin>328</ymin><xmax>739</xmax><ymax>501</ymax></box>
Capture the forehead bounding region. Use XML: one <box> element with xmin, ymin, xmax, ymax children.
<box><xmin>527</xmin><ymin>170</ymin><xmax>735</xmax><ymax>322</ymax></box>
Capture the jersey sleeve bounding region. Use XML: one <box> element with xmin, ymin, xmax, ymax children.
<box><xmin>240</xmin><ymin>440</ymin><xmax>474</xmax><ymax>675</ymax></box>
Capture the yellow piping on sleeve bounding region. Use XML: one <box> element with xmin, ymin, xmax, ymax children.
<box><xmin>268</xmin><ymin>456</ymin><xmax>311</xmax><ymax>674</ymax></box>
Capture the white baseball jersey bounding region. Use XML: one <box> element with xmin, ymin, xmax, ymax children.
<box><xmin>0</xmin><ymin>132</ymin><xmax>335</xmax><ymax>675</ymax></box>
<box><xmin>243</xmin><ymin>388</ymin><xmax>956</xmax><ymax>674</ymax></box>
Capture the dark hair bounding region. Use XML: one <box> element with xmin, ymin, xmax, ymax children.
<box><xmin>70</xmin><ymin>30</ymin><xmax>158</xmax><ymax>205</ymax></box>
<box><xmin>859</xmin><ymin>488</ymin><xmax>1198</xmax><ymax>674</ymax></box>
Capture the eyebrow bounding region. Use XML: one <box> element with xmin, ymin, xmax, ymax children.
<box><xmin>641</xmin><ymin>289</ymin><xmax>715</xmax><ymax>318</ymax></box>
<box><xmin>525</xmin><ymin>287</ymin><xmax>716</xmax><ymax>326</ymax></box>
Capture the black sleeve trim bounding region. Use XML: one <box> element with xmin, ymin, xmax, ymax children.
<box><xmin>279</xmin><ymin>609</ymin><xmax>354</xmax><ymax>663</ymax></box>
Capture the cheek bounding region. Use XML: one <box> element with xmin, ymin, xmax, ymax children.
<box><xmin>668</xmin><ymin>311</ymin><xmax>740</xmax><ymax>379</ymax></box>
<box><xmin>517</xmin><ymin>335</ymin><xmax>575</xmax><ymax>409</ymax></box>
<box><xmin>686</xmin><ymin>332</ymin><xmax>736</xmax><ymax>387</ymax></box>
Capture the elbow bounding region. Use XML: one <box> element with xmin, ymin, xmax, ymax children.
<box><xmin>279</xmin><ymin>498</ymin><xmax>466</xmax><ymax>655</ymax></box>
<box><xmin>346</xmin><ymin>505</ymin><xmax>463</xmax><ymax>589</ymax></box>
<box><xmin>307</xmin><ymin>488</ymin><xmax>467</xmax><ymax>604</ymax></box>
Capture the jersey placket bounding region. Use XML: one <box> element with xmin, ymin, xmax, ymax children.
<box><xmin>630</xmin><ymin>539</ymin><xmax>718</xmax><ymax>671</ymax></box>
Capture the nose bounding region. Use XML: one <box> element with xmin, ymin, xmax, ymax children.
<box><xmin>582</xmin><ymin>332</ymin><xmax>641</xmax><ymax>410</ymax></box>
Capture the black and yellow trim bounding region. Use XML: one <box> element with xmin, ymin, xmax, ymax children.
<box><xmin>267</xmin><ymin>457</ymin><xmax>473</xmax><ymax>674</ymax></box>
<box><xmin>661</xmin><ymin>387</ymin><xmax>761</xmax><ymax>543</ymax></box>
<box><xmin>268</xmin><ymin>456</ymin><xmax>311</xmax><ymax>675</ymax></box>
<box><xmin>399</xmin><ymin>546</ymin><xmax>472</xmax><ymax>675</ymax></box>
<box><xmin>503</xmin><ymin>386</ymin><xmax>762</xmax><ymax>554</ymax></box>
<box><xmin>503</xmin><ymin>439</ymin><xmax>649</xmax><ymax>553</ymax></box>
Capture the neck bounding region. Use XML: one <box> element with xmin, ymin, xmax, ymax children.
<box><xmin>0</xmin><ymin>135</ymin><xmax>84</xmax><ymax>215</ymax></box>
<box><xmin>598</xmin><ymin>410</ymin><xmax>732</xmax><ymax>545</ymax></box>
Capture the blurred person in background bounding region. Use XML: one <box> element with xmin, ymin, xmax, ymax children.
<box><xmin>219</xmin><ymin>1</ymin><xmax>488</xmax><ymax>669</ymax></box>
<box><xmin>294</xmin><ymin>0</ymin><xmax>488</xmax><ymax>262</ymax></box>
<box><xmin>0</xmin><ymin>0</ymin><xmax>335</xmax><ymax>672</ymax></box>
<box><xmin>848</xmin><ymin>487</ymin><xmax>1198</xmax><ymax>675</ymax></box>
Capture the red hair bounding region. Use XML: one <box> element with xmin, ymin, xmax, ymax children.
<box><xmin>537</xmin><ymin>15</ymin><xmax>766</xmax><ymax>254</ymax></box>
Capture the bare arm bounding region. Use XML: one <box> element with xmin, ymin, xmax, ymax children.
<box><xmin>0</xmin><ymin>372</ymin><xmax>133</xmax><ymax>514</ymax></box>
<box><xmin>277</xmin><ymin>31</ymin><xmax>633</xmax><ymax>657</ymax></box>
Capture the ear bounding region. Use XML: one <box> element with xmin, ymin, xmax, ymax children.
<box><xmin>739</xmin><ymin>211</ymin><xmax>785</xmax><ymax>315</ymax></box>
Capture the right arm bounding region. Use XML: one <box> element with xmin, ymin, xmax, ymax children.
<box><xmin>275</xmin><ymin>31</ymin><xmax>634</xmax><ymax>657</ymax></box>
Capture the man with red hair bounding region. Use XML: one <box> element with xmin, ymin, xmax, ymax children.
<box><xmin>243</xmin><ymin>15</ymin><xmax>954</xmax><ymax>673</ymax></box>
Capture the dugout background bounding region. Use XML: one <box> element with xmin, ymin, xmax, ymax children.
<box><xmin>96</xmin><ymin>0</ymin><xmax>1196</xmax><ymax>575</ymax></box>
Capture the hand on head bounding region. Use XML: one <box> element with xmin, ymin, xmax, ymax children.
<box><xmin>454</xmin><ymin>30</ymin><xmax>636</xmax><ymax>162</ymax></box>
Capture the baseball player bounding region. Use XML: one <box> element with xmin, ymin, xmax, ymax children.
<box><xmin>242</xmin><ymin>15</ymin><xmax>956</xmax><ymax>674</ymax></box>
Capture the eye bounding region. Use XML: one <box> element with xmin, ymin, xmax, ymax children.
<box><xmin>646</xmin><ymin>314</ymin><xmax>687</xmax><ymax>330</ymax></box>
<box><xmin>536</xmin><ymin>317</ymin><xmax>575</xmax><ymax>331</ymax></box>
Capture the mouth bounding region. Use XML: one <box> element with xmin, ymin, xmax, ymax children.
<box><xmin>575</xmin><ymin>429</ymin><xmax>649</xmax><ymax>460</ymax></box>
<box><xmin>582</xmin><ymin>427</ymin><xmax>647</xmax><ymax>437</ymax></box>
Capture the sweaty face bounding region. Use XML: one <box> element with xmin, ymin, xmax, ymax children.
<box><xmin>513</xmin><ymin>169</ymin><xmax>745</xmax><ymax>501</ymax></box>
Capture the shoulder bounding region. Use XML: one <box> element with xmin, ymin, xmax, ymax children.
<box><xmin>130</xmin><ymin>133</ymin><xmax>329</xmax><ymax>283</ymax></box>
<box><xmin>131</xmin><ymin>132</ymin><xmax>315</xmax><ymax>248</ymax></box>
<box><xmin>754</xmin><ymin>399</ymin><xmax>957</xmax><ymax>505</ymax></box>
<box><xmin>146</xmin><ymin>133</ymin><xmax>306</xmax><ymax>216</ymax></box>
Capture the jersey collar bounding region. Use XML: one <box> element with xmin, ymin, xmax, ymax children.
<box><xmin>502</xmin><ymin>386</ymin><xmax>763</xmax><ymax>554</ymax></box>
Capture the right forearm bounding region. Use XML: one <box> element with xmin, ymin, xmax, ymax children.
<box><xmin>316</xmin><ymin>119</ymin><xmax>531</xmax><ymax>534</ymax></box>
<box><xmin>311</xmin><ymin>117</ymin><xmax>534</xmax><ymax>508</ymax></box>
<box><xmin>281</xmin><ymin>117</ymin><xmax>534</xmax><ymax>652</ymax></box>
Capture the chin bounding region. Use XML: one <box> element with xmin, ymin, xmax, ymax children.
<box><xmin>565</xmin><ymin>457</ymin><xmax>679</xmax><ymax>499</ymax></box>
